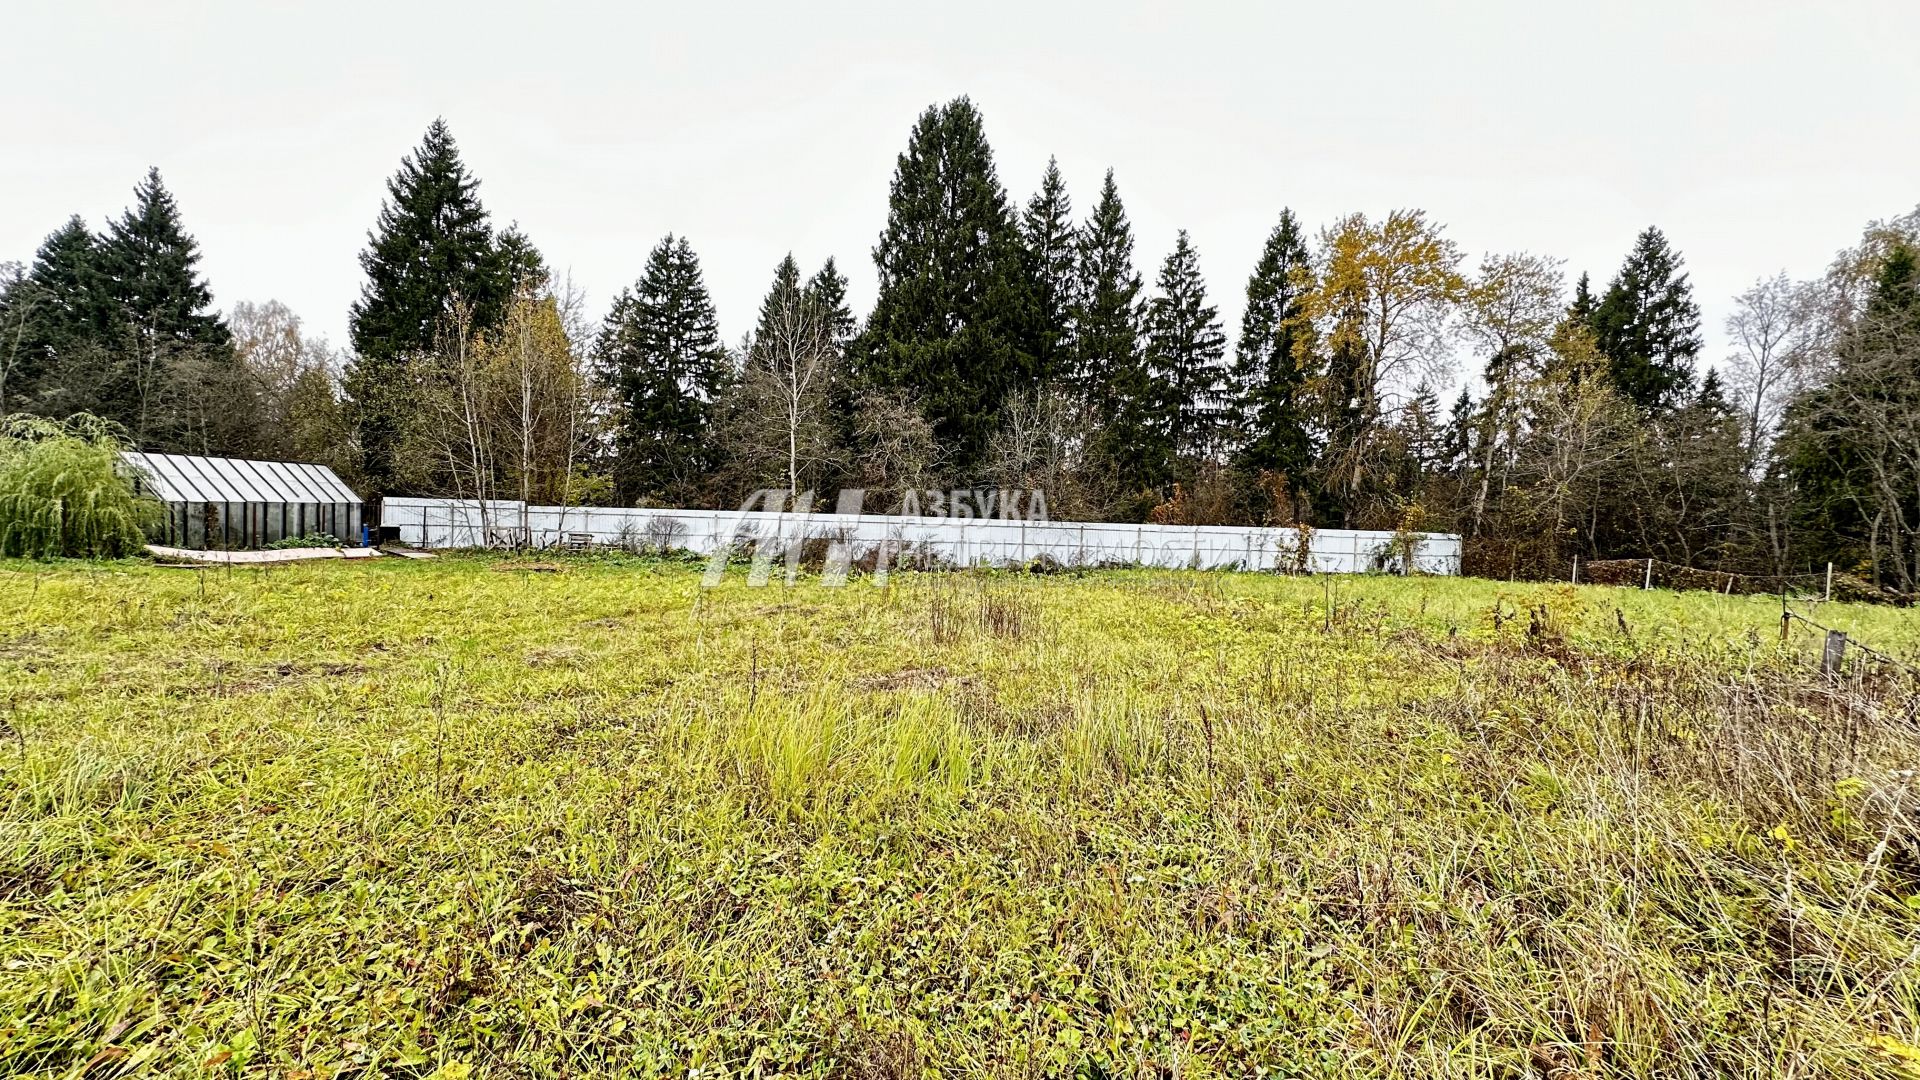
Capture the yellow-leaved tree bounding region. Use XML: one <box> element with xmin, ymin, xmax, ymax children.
<box><xmin>1297</xmin><ymin>209</ymin><xmax>1465</xmax><ymax>525</ymax></box>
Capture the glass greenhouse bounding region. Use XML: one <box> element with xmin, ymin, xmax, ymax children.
<box><xmin>123</xmin><ymin>452</ymin><xmax>363</xmax><ymax>550</ymax></box>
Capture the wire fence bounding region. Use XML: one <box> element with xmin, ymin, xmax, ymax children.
<box><xmin>1567</xmin><ymin>555</ymin><xmax>1920</xmax><ymax>677</ymax></box>
<box><xmin>1778</xmin><ymin>602</ymin><xmax>1920</xmax><ymax>680</ymax></box>
<box><xmin>1575</xmin><ymin>557</ymin><xmax>1894</xmax><ymax>604</ymax></box>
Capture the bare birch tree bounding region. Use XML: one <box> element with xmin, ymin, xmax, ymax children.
<box><xmin>718</xmin><ymin>288</ymin><xmax>841</xmax><ymax>504</ymax></box>
<box><xmin>413</xmin><ymin>298</ymin><xmax>498</xmax><ymax>539</ymax></box>
<box><xmin>1723</xmin><ymin>273</ymin><xmax>1819</xmax><ymax>469</ymax></box>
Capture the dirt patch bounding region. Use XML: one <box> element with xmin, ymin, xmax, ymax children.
<box><xmin>180</xmin><ymin>659</ymin><xmax>371</xmax><ymax>696</ymax></box>
<box><xmin>0</xmin><ymin>638</ymin><xmax>51</xmax><ymax>663</ymax></box>
<box><xmin>493</xmin><ymin>561</ymin><xmax>565</xmax><ymax>574</ymax></box>
<box><xmin>270</xmin><ymin>661</ymin><xmax>369</xmax><ymax>678</ymax></box>
<box><xmin>855</xmin><ymin>666</ymin><xmax>978</xmax><ymax>693</ymax></box>
<box><xmin>525</xmin><ymin>645</ymin><xmax>590</xmax><ymax>668</ymax></box>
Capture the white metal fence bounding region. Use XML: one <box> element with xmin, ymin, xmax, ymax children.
<box><xmin>381</xmin><ymin>498</ymin><xmax>1463</xmax><ymax>576</ymax></box>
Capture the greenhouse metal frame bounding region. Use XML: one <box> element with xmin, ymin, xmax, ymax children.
<box><xmin>123</xmin><ymin>452</ymin><xmax>363</xmax><ymax>550</ymax></box>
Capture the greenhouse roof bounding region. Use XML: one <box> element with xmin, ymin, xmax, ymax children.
<box><xmin>122</xmin><ymin>452</ymin><xmax>361</xmax><ymax>506</ymax></box>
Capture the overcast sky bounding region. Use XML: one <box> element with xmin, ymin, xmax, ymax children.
<box><xmin>4</xmin><ymin>0</ymin><xmax>1917</xmax><ymax>385</ymax></box>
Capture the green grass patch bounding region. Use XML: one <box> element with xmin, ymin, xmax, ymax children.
<box><xmin>2</xmin><ymin>557</ymin><xmax>1919</xmax><ymax>1077</ymax></box>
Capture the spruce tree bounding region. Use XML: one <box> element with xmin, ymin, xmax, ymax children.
<box><xmin>498</xmin><ymin>225</ymin><xmax>550</xmax><ymax>293</ymax></box>
<box><xmin>805</xmin><ymin>257</ymin><xmax>857</xmax><ymax>348</ymax></box>
<box><xmin>1021</xmin><ymin>158</ymin><xmax>1076</xmax><ymax>380</ymax></box>
<box><xmin>1441</xmin><ymin>388</ymin><xmax>1475</xmax><ymax>474</ymax></box>
<box><xmin>726</xmin><ymin>254</ymin><xmax>855</xmax><ymax>500</ymax></box>
<box><xmin>97</xmin><ymin>168</ymin><xmax>231</xmax><ymax>354</ymax></box>
<box><xmin>1232</xmin><ymin>209</ymin><xmax>1314</xmax><ymax>485</ymax></box>
<box><xmin>1072</xmin><ymin>169</ymin><xmax>1145</xmax><ymax>422</ymax></box>
<box><xmin>1781</xmin><ymin>241</ymin><xmax>1920</xmax><ymax>584</ymax></box>
<box><xmin>0</xmin><ymin>264</ymin><xmax>30</xmax><ymax>414</ymax></box>
<box><xmin>1399</xmin><ymin>380</ymin><xmax>1445</xmax><ymax>477</ymax></box>
<box><xmin>1590</xmin><ymin>228</ymin><xmax>1701</xmax><ymax>414</ymax></box>
<box><xmin>347</xmin><ymin>119</ymin><xmax>511</xmax><ymax>493</ymax></box>
<box><xmin>803</xmin><ymin>256</ymin><xmax>861</xmax><ymax>464</ymax></box>
<box><xmin>753</xmin><ymin>255</ymin><xmax>805</xmax><ymax>345</ymax></box>
<box><xmin>1567</xmin><ymin>271</ymin><xmax>1596</xmax><ymax>324</ymax></box>
<box><xmin>1694</xmin><ymin>367</ymin><xmax>1733</xmax><ymax>415</ymax></box>
<box><xmin>350</xmin><ymin>120</ymin><xmax>510</xmax><ymax>359</ymax></box>
<box><xmin>7</xmin><ymin>217</ymin><xmax>114</xmax><ymax>407</ymax></box>
<box><xmin>857</xmin><ymin>98</ymin><xmax>1041</xmax><ymax>470</ymax></box>
<box><xmin>9</xmin><ymin>177</ymin><xmax>246</xmax><ymax>448</ymax></box>
<box><xmin>90</xmin><ymin>169</ymin><xmax>240</xmax><ymax>448</ymax></box>
<box><xmin>1143</xmin><ymin>230</ymin><xmax>1229</xmax><ymax>468</ymax></box>
<box><xmin>1862</xmin><ymin>242</ymin><xmax>1920</xmax><ymax>331</ymax></box>
<box><xmin>1315</xmin><ymin>286</ymin><xmax>1373</xmax><ymax>528</ymax></box>
<box><xmin>595</xmin><ymin>234</ymin><xmax>729</xmax><ymax>505</ymax></box>
<box><xmin>754</xmin><ymin>255</ymin><xmax>853</xmax><ymax>349</ymax></box>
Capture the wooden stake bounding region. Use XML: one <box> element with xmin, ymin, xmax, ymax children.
<box><xmin>1643</xmin><ymin>558</ymin><xmax>1653</xmax><ymax>591</ymax></box>
<box><xmin>1822</xmin><ymin>630</ymin><xmax>1848</xmax><ymax>677</ymax></box>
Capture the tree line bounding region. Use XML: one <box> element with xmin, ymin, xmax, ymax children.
<box><xmin>3</xmin><ymin>100</ymin><xmax>1918</xmax><ymax>591</ymax></box>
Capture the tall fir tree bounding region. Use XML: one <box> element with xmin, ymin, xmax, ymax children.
<box><xmin>0</xmin><ymin>264</ymin><xmax>28</xmax><ymax>414</ymax></box>
<box><xmin>753</xmin><ymin>255</ymin><xmax>805</xmax><ymax>345</ymax></box>
<box><xmin>1232</xmin><ymin>209</ymin><xmax>1315</xmax><ymax>485</ymax></box>
<box><xmin>5</xmin><ymin>217</ymin><xmax>115</xmax><ymax>407</ymax></box>
<box><xmin>89</xmin><ymin>169</ymin><xmax>240</xmax><ymax>448</ymax></box>
<box><xmin>805</xmin><ymin>257</ymin><xmax>857</xmax><ymax>348</ymax></box>
<box><xmin>1862</xmin><ymin>241</ymin><xmax>1920</xmax><ymax>331</ymax></box>
<box><xmin>1781</xmin><ymin>241</ymin><xmax>1920</xmax><ymax>585</ymax></box>
<box><xmin>1590</xmin><ymin>228</ymin><xmax>1701</xmax><ymax>414</ymax></box>
<box><xmin>754</xmin><ymin>255</ymin><xmax>854</xmax><ymax>349</ymax></box>
<box><xmin>856</xmin><ymin>98</ymin><xmax>1041</xmax><ymax>470</ymax></box>
<box><xmin>97</xmin><ymin>168</ymin><xmax>231</xmax><ymax>355</ymax></box>
<box><xmin>1072</xmin><ymin>169</ymin><xmax>1145</xmax><ymax>423</ymax></box>
<box><xmin>349</xmin><ymin>120</ymin><xmax>510</xmax><ymax>359</ymax></box>
<box><xmin>7</xmin><ymin>175</ymin><xmax>247</xmax><ymax>449</ymax></box>
<box><xmin>595</xmin><ymin>234</ymin><xmax>729</xmax><ymax>505</ymax></box>
<box><xmin>1694</xmin><ymin>367</ymin><xmax>1733</xmax><ymax>415</ymax></box>
<box><xmin>1021</xmin><ymin>158</ymin><xmax>1076</xmax><ymax>381</ymax></box>
<box><xmin>1398</xmin><ymin>380</ymin><xmax>1446</xmax><ymax>479</ymax></box>
<box><xmin>1316</xmin><ymin>283</ymin><xmax>1373</xmax><ymax>528</ymax></box>
<box><xmin>347</xmin><ymin>119</ymin><xmax>512</xmax><ymax>494</ymax></box>
<box><xmin>1441</xmin><ymin>388</ymin><xmax>1475</xmax><ymax>475</ymax></box>
<box><xmin>1567</xmin><ymin>271</ymin><xmax>1596</xmax><ymax>324</ymax></box>
<box><xmin>498</xmin><ymin>224</ymin><xmax>550</xmax><ymax>293</ymax></box>
<box><xmin>1143</xmin><ymin>230</ymin><xmax>1229</xmax><ymax>468</ymax></box>
<box><xmin>803</xmin><ymin>256</ymin><xmax>860</xmax><ymax>460</ymax></box>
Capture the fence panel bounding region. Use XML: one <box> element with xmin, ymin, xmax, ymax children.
<box><xmin>378</xmin><ymin>498</ymin><xmax>1464</xmax><ymax>577</ymax></box>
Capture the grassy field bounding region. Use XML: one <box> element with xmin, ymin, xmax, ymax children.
<box><xmin>3</xmin><ymin>555</ymin><xmax>1919</xmax><ymax>1078</ymax></box>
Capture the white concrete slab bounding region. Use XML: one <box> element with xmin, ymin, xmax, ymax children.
<box><xmin>146</xmin><ymin>545</ymin><xmax>382</xmax><ymax>565</ymax></box>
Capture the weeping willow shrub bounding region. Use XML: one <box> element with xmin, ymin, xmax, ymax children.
<box><xmin>0</xmin><ymin>414</ymin><xmax>160</xmax><ymax>558</ymax></box>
